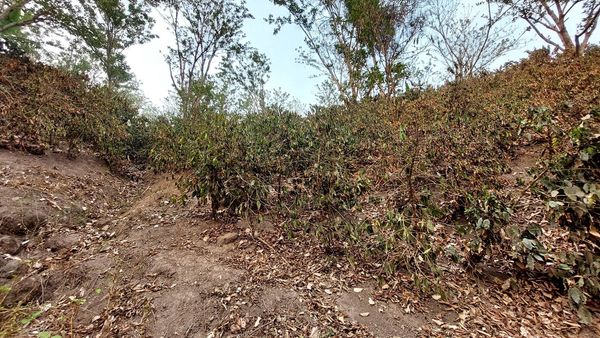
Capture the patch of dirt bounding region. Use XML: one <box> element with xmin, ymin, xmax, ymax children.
<box><xmin>123</xmin><ymin>174</ymin><xmax>182</xmax><ymax>219</ymax></box>
<box><xmin>500</xmin><ymin>143</ymin><xmax>546</xmax><ymax>193</ymax></box>
<box><xmin>335</xmin><ymin>286</ymin><xmax>448</xmax><ymax>338</ymax></box>
<box><xmin>0</xmin><ymin>149</ymin><xmax>109</xmax><ymax>178</ymax></box>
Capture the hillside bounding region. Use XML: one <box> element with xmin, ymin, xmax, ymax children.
<box><xmin>0</xmin><ymin>147</ymin><xmax>594</xmax><ymax>338</ymax></box>
<box><xmin>1</xmin><ymin>50</ymin><xmax>599</xmax><ymax>337</ymax></box>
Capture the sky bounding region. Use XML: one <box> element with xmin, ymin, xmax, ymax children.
<box><xmin>124</xmin><ymin>1</ymin><xmax>599</xmax><ymax>108</ymax></box>
<box><xmin>125</xmin><ymin>2</ymin><xmax>322</xmax><ymax>108</ymax></box>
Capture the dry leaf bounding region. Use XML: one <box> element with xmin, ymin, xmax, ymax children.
<box><xmin>501</xmin><ymin>279</ymin><xmax>511</xmax><ymax>291</ymax></box>
<box><xmin>432</xmin><ymin>319</ymin><xmax>444</xmax><ymax>326</ymax></box>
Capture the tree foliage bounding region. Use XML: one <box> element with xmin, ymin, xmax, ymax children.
<box><xmin>72</xmin><ymin>0</ymin><xmax>155</xmax><ymax>88</ymax></box>
<box><xmin>0</xmin><ymin>0</ymin><xmax>75</xmax><ymax>53</ymax></box>
<box><xmin>162</xmin><ymin>0</ymin><xmax>252</xmax><ymax>115</ymax></box>
<box><xmin>269</xmin><ymin>0</ymin><xmax>425</xmax><ymax>103</ymax></box>
<box><xmin>1</xmin><ymin>0</ymin><xmax>155</xmax><ymax>87</ymax></box>
<box><xmin>219</xmin><ymin>45</ymin><xmax>271</xmax><ymax>114</ymax></box>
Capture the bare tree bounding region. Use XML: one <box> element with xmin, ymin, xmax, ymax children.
<box><xmin>162</xmin><ymin>0</ymin><xmax>251</xmax><ymax>114</ymax></box>
<box><xmin>501</xmin><ymin>0</ymin><xmax>600</xmax><ymax>56</ymax></box>
<box><xmin>269</xmin><ymin>0</ymin><xmax>357</xmax><ymax>103</ymax></box>
<box><xmin>428</xmin><ymin>0</ymin><xmax>522</xmax><ymax>81</ymax></box>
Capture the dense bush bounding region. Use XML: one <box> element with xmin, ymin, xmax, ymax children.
<box><xmin>151</xmin><ymin>102</ymin><xmax>395</xmax><ymax>217</ymax></box>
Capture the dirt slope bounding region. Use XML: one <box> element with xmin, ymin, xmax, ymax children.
<box><xmin>1</xmin><ymin>149</ymin><xmax>597</xmax><ymax>337</ymax></box>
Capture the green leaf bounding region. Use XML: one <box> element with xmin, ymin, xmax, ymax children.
<box><xmin>522</xmin><ymin>238</ymin><xmax>537</xmax><ymax>250</ymax></box>
<box><xmin>564</xmin><ymin>186</ymin><xmax>584</xmax><ymax>201</ymax></box>
<box><xmin>568</xmin><ymin>287</ymin><xmax>585</xmax><ymax>306</ymax></box>
<box><xmin>526</xmin><ymin>225</ymin><xmax>542</xmax><ymax>237</ymax></box>
<box><xmin>577</xmin><ymin>306</ymin><xmax>592</xmax><ymax>325</ymax></box>
<box><xmin>526</xmin><ymin>254</ymin><xmax>536</xmax><ymax>270</ymax></box>
<box><xmin>548</xmin><ymin>201</ymin><xmax>564</xmax><ymax>208</ymax></box>
<box><xmin>36</xmin><ymin>333</ymin><xmax>61</xmax><ymax>338</ymax></box>
<box><xmin>20</xmin><ymin>310</ymin><xmax>43</xmax><ymax>325</ymax></box>
<box><xmin>558</xmin><ymin>264</ymin><xmax>572</xmax><ymax>272</ymax></box>
<box><xmin>482</xmin><ymin>219</ymin><xmax>490</xmax><ymax>229</ymax></box>
<box><xmin>506</xmin><ymin>225</ymin><xmax>521</xmax><ymax>240</ymax></box>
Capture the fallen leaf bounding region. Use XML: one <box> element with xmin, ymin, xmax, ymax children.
<box><xmin>360</xmin><ymin>312</ymin><xmax>370</xmax><ymax>317</ymax></box>
<box><xmin>432</xmin><ymin>294</ymin><xmax>442</xmax><ymax>300</ymax></box>
<box><xmin>353</xmin><ymin>288</ymin><xmax>363</xmax><ymax>293</ymax></box>
<box><xmin>501</xmin><ymin>279</ymin><xmax>511</xmax><ymax>291</ymax></box>
<box><xmin>368</xmin><ymin>298</ymin><xmax>375</xmax><ymax>305</ymax></box>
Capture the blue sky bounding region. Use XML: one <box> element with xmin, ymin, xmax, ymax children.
<box><xmin>125</xmin><ymin>1</ymin><xmax>598</xmax><ymax>108</ymax></box>
<box><xmin>125</xmin><ymin>1</ymin><xmax>322</xmax><ymax>107</ymax></box>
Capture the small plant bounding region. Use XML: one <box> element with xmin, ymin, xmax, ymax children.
<box><xmin>464</xmin><ymin>190</ymin><xmax>512</xmax><ymax>268</ymax></box>
<box><xmin>315</xmin><ymin>211</ymin><xmax>440</xmax><ymax>288</ymax></box>
<box><xmin>521</xmin><ymin>110</ymin><xmax>600</xmax><ymax>323</ymax></box>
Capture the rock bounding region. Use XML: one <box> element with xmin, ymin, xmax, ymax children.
<box><xmin>3</xmin><ymin>275</ymin><xmax>43</xmax><ymax>306</ymax></box>
<box><xmin>44</xmin><ymin>232</ymin><xmax>81</xmax><ymax>252</ymax></box>
<box><xmin>0</xmin><ymin>259</ymin><xmax>26</xmax><ymax>279</ymax></box>
<box><xmin>0</xmin><ymin>214</ymin><xmax>19</xmax><ymax>235</ymax></box>
<box><xmin>149</xmin><ymin>259</ymin><xmax>176</xmax><ymax>278</ymax></box>
<box><xmin>23</xmin><ymin>210</ymin><xmax>47</xmax><ymax>232</ymax></box>
<box><xmin>0</xmin><ymin>209</ymin><xmax>47</xmax><ymax>236</ymax></box>
<box><xmin>93</xmin><ymin>218</ymin><xmax>111</xmax><ymax>230</ymax></box>
<box><xmin>0</xmin><ymin>235</ymin><xmax>21</xmax><ymax>254</ymax></box>
<box><xmin>25</xmin><ymin>144</ymin><xmax>46</xmax><ymax>155</ymax></box>
<box><xmin>217</xmin><ymin>232</ymin><xmax>238</xmax><ymax>246</ymax></box>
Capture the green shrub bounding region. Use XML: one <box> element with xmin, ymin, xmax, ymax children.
<box><xmin>517</xmin><ymin>109</ymin><xmax>600</xmax><ymax>323</ymax></box>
